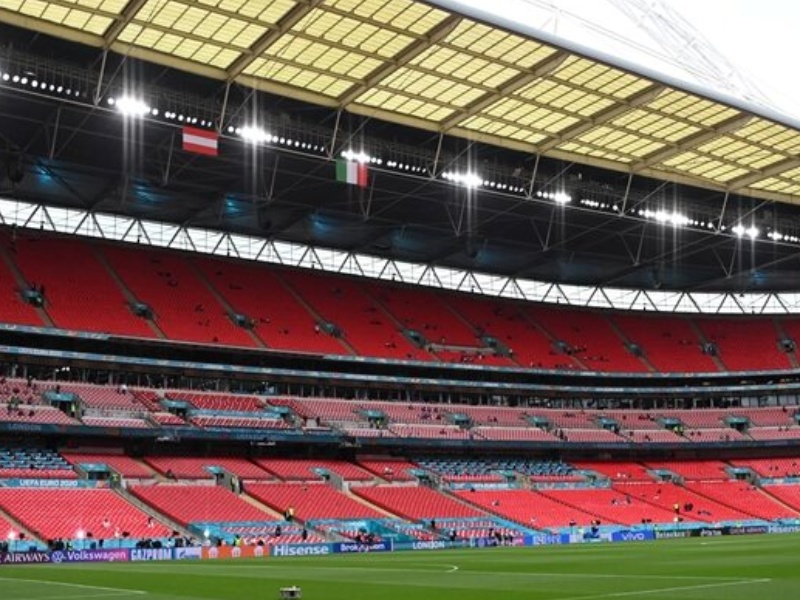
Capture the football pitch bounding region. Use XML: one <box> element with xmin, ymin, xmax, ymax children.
<box><xmin>2</xmin><ymin>535</ymin><xmax>800</xmax><ymax>600</ymax></box>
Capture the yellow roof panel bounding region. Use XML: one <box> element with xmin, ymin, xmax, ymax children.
<box><xmin>4</xmin><ymin>0</ymin><xmax>800</xmax><ymax>204</ymax></box>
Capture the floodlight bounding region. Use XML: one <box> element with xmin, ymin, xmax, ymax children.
<box><xmin>553</xmin><ymin>192</ymin><xmax>572</xmax><ymax>204</ymax></box>
<box><xmin>240</xmin><ymin>125</ymin><xmax>270</xmax><ymax>144</ymax></box>
<box><xmin>115</xmin><ymin>96</ymin><xmax>149</xmax><ymax>117</ymax></box>
<box><xmin>442</xmin><ymin>171</ymin><xmax>482</xmax><ymax>188</ymax></box>
<box><xmin>341</xmin><ymin>150</ymin><xmax>372</xmax><ymax>164</ymax></box>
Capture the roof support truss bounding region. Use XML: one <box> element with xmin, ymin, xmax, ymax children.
<box><xmin>631</xmin><ymin>113</ymin><xmax>753</xmax><ymax>172</ymax></box>
<box><xmin>337</xmin><ymin>15</ymin><xmax>462</xmax><ymax>107</ymax></box>
<box><xmin>439</xmin><ymin>50</ymin><xmax>570</xmax><ymax>131</ymax></box>
<box><xmin>727</xmin><ymin>156</ymin><xmax>800</xmax><ymax>191</ymax></box>
<box><xmin>226</xmin><ymin>0</ymin><xmax>325</xmax><ymax>81</ymax></box>
<box><xmin>537</xmin><ymin>84</ymin><xmax>664</xmax><ymax>152</ymax></box>
<box><xmin>103</xmin><ymin>0</ymin><xmax>148</xmax><ymax>47</ymax></box>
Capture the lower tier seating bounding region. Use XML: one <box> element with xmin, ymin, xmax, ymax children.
<box><xmin>131</xmin><ymin>484</ymin><xmax>271</xmax><ymax>525</ymax></box>
<box><xmin>455</xmin><ymin>489</ymin><xmax>598</xmax><ymax>529</ymax></box>
<box><xmin>245</xmin><ymin>483</ymin><xmax>384</xmax><ymax>520</ymax></box>
<box><xmin>353</xmin><ymin>486</ymin><xmax>484</xmax><ymax>520</ymax></box>
<box><xmin>0</xmin><ymin>488</ymin><xmax>171</xmax><ymax>540</ymax></box>
<box><xmin>356</xmin><ymin>459</ymin><xmax>419</xmax><ymax>481</ymax></box>
<box><xmin>684</xmin><ymin>481</ymin><xmax>796</xmax><ymax>520</ymax></box>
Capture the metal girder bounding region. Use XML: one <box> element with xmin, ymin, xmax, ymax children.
<box><xmin>337</xmin><ymin>16</ymin><xmax>462</xmax><ymax>107</ymax></box>
<box><xmin>631</xmin><ymin>113</ymin><xmax>753</xmax><ymax>172</ymax></box>
<box><xmin>103</xmin><ymin>0</ymin><xmax>148</xmax><ymax>48</ymax></box>
<box><xmin>226</xmin><ymin>0</ymin><xmax>325</xmax><ymax>82</ymax></box>
<box><xmin>537</xmin><ymin>84</ymin><xmax>664</xmax><ymax>152</ymax></box>
<box><xmin>727</xmin><ymin>156</ymin><xmax>800</xmax><ymax>191</ymax></box>
<box><xmin>439</xmin><ymin>51</ymin><xmax>569</xmax><ymax>131</ymax></box>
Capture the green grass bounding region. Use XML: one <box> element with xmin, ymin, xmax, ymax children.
<box><xmin>3</xmin><ymin>535</ymin><xmax>800</xmax><ymax>600</ymax></box>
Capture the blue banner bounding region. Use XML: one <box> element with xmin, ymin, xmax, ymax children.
<box><xmin>271</xmin><ymin>543</ymin><xmax>335</xmax><ymax>557</ymax></box>
<box><xmin>0</xmin><ymin>552</ymin><xmax>52</xmax><ymax>564</ymax></box>
<box><xmin>610</xmin><ymin>530</ymin><xmax>655</xmax><ymax>543</ymax></box>
<box><xmin>334</xmin><ymin>541</ymin><xmax>392</xmax><ymax>553</ymax></box>
<box><xmin>50</xmin><ymin>549</ymin><xmax>130</xmax><ymax>563</ymax></box>
<box><xmin>130</xmin><ymin>548</ymin><xmax>172</xmax><ymax>561</ymax></box>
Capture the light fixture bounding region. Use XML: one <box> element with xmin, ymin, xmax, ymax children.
<box><xmin>240</xmin><ymin>125</ymin><xmax>271</xmax><ymax>144</ymax></box>
<box><xmin>732</xmin><ymin>224</ymin><xmax>759</xmax><ymax>239</ymax></box>
<box><xmin>114</xmin><ymin>96</ymin><xmax>149</xmax><ymax>117</ymax></box>
<box><xmin>442</xmin><ymin>171</ymin><xmax>482</xmax><ymax>189</ymax></box>
<box><xmin>553</xmin><ymin>191</ymin><xmax>572</xmax><ymax>204</ymax></box>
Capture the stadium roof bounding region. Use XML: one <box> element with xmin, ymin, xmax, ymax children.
<box><xmin>1</xmin><ymin>0</ymin><xmax>800</xmax><ymax>206</ymax></box>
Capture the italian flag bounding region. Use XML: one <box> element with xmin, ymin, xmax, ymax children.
<box><xmin>336</xmin><ymin>159</ymin><xmax>368</xmax><ymax>188</ymax></box>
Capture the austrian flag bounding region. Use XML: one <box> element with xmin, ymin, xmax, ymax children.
<box><xmin>336</xmin><ymin>159</ymin><xmax>368</xmax><ymax>188</ymax></box>
<box><xmin>182</xmin><ymin>127</ymin><xmax>219</xmax><ymax>156</ymax></box>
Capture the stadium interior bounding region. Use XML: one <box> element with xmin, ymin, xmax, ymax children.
<box><xmin>2</xmin><ymin>0</ymin><xmax>800</xmax><ymax>562</ymax></box>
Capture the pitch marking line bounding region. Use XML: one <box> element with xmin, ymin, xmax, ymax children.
<box><xmin>0</xmin><ymin>576</ymin><xmax>147</xmax><ymax>598</ymax></box>
<box><xmin>555</xmin><ymin>577</ymin><xmax>772</xmax><ymax>600</ymax></box>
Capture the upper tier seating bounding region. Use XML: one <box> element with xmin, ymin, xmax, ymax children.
<box><xmin>143</xmin><ymin>456</ymin><xmax>273</xmax><ymax>480</ymax></box>
<box><xmin>612</xmin><ymin>315</ymin><xmax>718</xmax><ymax>373</ymax></box>
<box><xmin>3</xmin><ymin>229</ymin><xmax>800</xmax><ymax>375</ymax></box>
<box><xmin>367</xmin><ymin>283</ymin><xmax>479</xmax><ymax>348</ymax></box>
<box><xmin>528</xmin><ymin>307</ymin><xmax>648</xmax><ymax>372</ymax></box>
<box><xmin>10</xmin><ymin>235</ymin><xmax>153</xmax><ymax>336</ymax></box>
<box><xmin>193</xmin><ymin>257</ymin><xmax>346</xmax><ymax>354</ymax></box>
<box><xmin>62</xmin><ymin>452</ymin><xmax>154</xmax><ymax>478</ymax></box>
<box><xmin>245</xmin><ymin>483</ymin><xmax>383</xmax><ymax>520</ymax></box>
<box><xmin>254</xmin><ymin>459</ymin><xmax>373</xmax><ymax>481</ymax></box>
<box><xmin>0</xmin><ymin>236</ymin><xmax>43</xmax><ymax>327</ymax></box>
<box><xmin>131</xmin><ymin>484</ymin><xmax>271</xmax><ymax>524</ymax></box>
<box><xmin>444</xmin><ymin>296</ymin><xmax>573</xmax><ymax>370</ymax></box>
<box><xmin>354</xmin><ymin>486</ymin><xmax>484</xmax><ymax>520</ymax></box>
<box><xmin>102</xmin><ymin>246</ymin><xmax>255</xmax><ymax>347</ymax></box>
<box><xmin>280</xmin><ymin>270</ymin><xmax>431</xmax><ymax>361</ymax></box>
<box><xmin>0</xmin><ymin>488</ymin><xmax>171</xmax><ymax>539</ymax></box>
<box><xmin>696</xmin><ymin>319</ymin><xmax>791</xmax><ymax>371</ymax></box>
